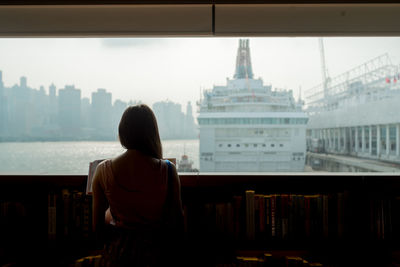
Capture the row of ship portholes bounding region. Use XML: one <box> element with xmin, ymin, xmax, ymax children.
<box><xmin>217</xmin><ymin>143</ymin><xmax>285</xmax><ymax>148</ymax></box>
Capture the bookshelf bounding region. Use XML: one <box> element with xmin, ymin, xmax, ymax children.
<box><xmin>1</xmin><ymin>173</ymin><xmax>400</xmax><ymax>266</ymax></box>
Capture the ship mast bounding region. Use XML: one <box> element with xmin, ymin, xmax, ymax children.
<box><xmin>319</xmin><ymin>38</ymin><xmax>330</xmax><ymax>106</ymax></box>
<box><xmin>235</xmin><ymin>39</ymin><xmax>255</xmax><ymax>99</ymax></box>
<box><xmin>234</xmin><ymin>39</ymin><xmax>254</xmax><ymax>79</ymax></box>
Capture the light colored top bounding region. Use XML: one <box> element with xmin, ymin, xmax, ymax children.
<box><xmin>92</xmin><ymin>150</ymin><xmax>182</xmax><ymax>233</ymax></box>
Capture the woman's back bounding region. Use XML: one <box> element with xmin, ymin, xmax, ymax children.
<box><xmin>92</xmin><ymin>104</ymin><xmax>184</xmax><ymax>267</ymax></box>
<box><xmin>101</xmin><ymin>150</ymin><xmax>168</xmax><ymax>226</ymax></box>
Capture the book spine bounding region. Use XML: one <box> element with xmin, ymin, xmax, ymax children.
<box><xmin>62</xmin><ymin>188</ymin><xmax>71</xmax><ymax>239</ymax></box>
<box><xmin>48</xmin><ymin>191</ymin><xmax>57</xmax><ymax>241</ymax></box>
<box><xmin>383</xmin><ymin>198</ymin><xmax>391</xmax><ymax>240</ymax></box>
<box><xmin>378</xmin><ymin>199</ymin><xmax>383</xmax><ymax>240</ymax></box>
<box><xmin>344</xmin><ymin>190</ymin><xmax>350</xmax><ymax>238</ymax></box>
<box><xmin>323</xmin><ymin>194</ymin><xmax>329</xmax><ymax>239</ymax></box>
<box><xmin>298</xmin><ymin>195</ymin><xmax>305</xmax><ymax>239</ymax></box>
<box><xmin>288</xmin><ymin>194</ymin><xmax>295</xmax><ymax>240</ymax></box>
<box><xmin>259</xmin><ymin>195</ymin><xmax>265</xmax><ymax>240</ymax></box>
<box><xmin>275</xmin><ymin>194</ymin><xmax>282</xmax><ymax>240</ymax></box>
<box><xmin>183</xmin><ymin>205</ymin><xmax>188</xmax><ymax>237</ymax></box>
<box><xmin>271</xmin><ymin>194</ymin><xmax>276</xmax><ymax>238</ymax></box>
<box><xmin>387</xmin><ymin>198</ymin><xmax>393</xmax><ymax>240</ymax></box>
<box><xmin>233</xmin><ymin>195</ymin><xmax>242</xmax><ymax>241</ymax></box>
<box><xmin>329</xmin><ymin>193</ymin><xmax>337</xmax><ymax>240</ymax></box>
<box><xmin>226</xmin><ymin>202</ymin><xmax>234</xmax><ymax>239</ymax></box>
<box><xmin>245</xmin><ymin>190</ymin><xmax>255</xmax><ymax>241</ymax></box>
<box><xmin>72</xmin><ymin>191</ymin><xmax>84</xmax><ymax>240</ymax></box>
<box><xmin>281</xmin><ymin>194</ymin><xmax>289</xmax><ymax>240</ymax></box>
<box><xmin>304</xmin><ymin>196</ymin><xmax>311</xmax><ymax>239</ymax></box>
<box><xmin>264</xmin><ymin>195</ymin><xmax>271</xmax><ymax>240</ymax></box>
<box><xmin>292</xmin><ymin>195</ymin><xmax>299</xmax><ymax>239</ymax></box>
<box><xmin>337</xmin><ymin>192</ymin><xmax>344</xmax><ymax>239</ymax></box>
<box><xmin>317</xmin><ymin>194</ymin><xmax>323</xmax><ymax>239</ymax></box>
<box><xmin>205</xmin><ymin>203</ymin><xmax>215</xmax><ymax>235</ymax></box>
<box><xmin>378</xmin><ymin>198</ymin><xmax>381</xmax><ymax>240</ymax></box>
<box><xmin>369</xmin><ymin>198</ymin><xmax>375</xmax><ymax>239</ymax></box>
<box><xmin>215</xmin><ymin>203</ymin><xmax>225</xmax><ymax>235</ymax></box>
<box><xmin>83</xmin><ymin>195</ymin><xmax>92</xmax><ymax>240</ymax></box>
<box><xmin>254</xmin><ymin>194</ymin><xmax>261</xmax><ymax>240</ymax></box>
<box><xmin>393</xmin><ymin>197</ymin><xmax>400</xmax><ymax>240</ymax></box>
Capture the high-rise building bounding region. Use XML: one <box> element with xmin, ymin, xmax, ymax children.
<box><xmin>112</xmin><ymin>99</ymin><xmax>127</xmax><ymax>134</ymax></box>
<box><xmin>49</xmin><ymin>84</ymin><xmax>56</xmax><ymax>99</ymax></box>
<box><xmin>184</xmin><ymin>101</ymin><xmax>197</xmax><ymax>138</ymax></box>
<box><xmin>20</xmin><ymin>76</ymin><xmax>27</xmax><ymax>88</ymax></box>
<box><xmin>153</xmin><ymin>100</ymin><xmax>185</xmax><ymax>139</ymax></box>
<box><xmin>0</xmin><ymin>70</ymin><xmax>3</xmax><ymax>89</ymax></box>
<box><xmin>0</xmin><ymin>71</ymin><xmax>4</xmax><ymax>136</ymax></box>
<box><xmin>81</xmin><ymin>97</ymin><xmax>91</xmax><ymax>137</ymax></box>
<box><xmin>48</xmin><ymin>83</ymin><xmax>58</xmax><ymax>126</ymax></box>
<box><xmin>8</xmin><ymin>77</ymin><xmax>31</xmax><ymax>137</ymax></box>
<box><xmin>58</xmin><ymin>85</ymin><xmax>81</xmax><ymax>138</ymax></box>
<box><xmin>91</xmin><ymin>88</ymin><xmax>112</xmax><ymax>138</ymax></box>
<box><xmin>30</xmin><ymin>85</ymin><xmax>48</xmax><ymax>137</ymax></box>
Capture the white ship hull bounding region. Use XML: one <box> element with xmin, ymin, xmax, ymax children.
<box><xmin>199</xmin><ymin>122</ymin><xmax>307</xmax><ymax>172</ymax></box>
<box><xmin>197</xmin><ymin>40</ymin><xmax>307</xmax><ymax>172</ymax></box>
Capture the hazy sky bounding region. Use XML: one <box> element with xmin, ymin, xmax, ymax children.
<box><xmin>0</xmin><ymin>37</ymin><xmax>399</xmax><ymax>112</ymax></box>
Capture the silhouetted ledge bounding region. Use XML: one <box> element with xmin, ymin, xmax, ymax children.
<box><xmin>1</xmin><ymin>173</ymin><xmax>400</xmax><ymax>192</ymax></box>
<box><xmin>0</xmin><ymin>0</ymin><xmax>399</xmax><ymax>5</ymax></box>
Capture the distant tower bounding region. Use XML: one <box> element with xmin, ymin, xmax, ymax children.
<box><xmin>0</xmin><ymin>71</ymin><xmax>4</xmax><ymax>136</ymax></box>
<box><xmin>49</xmin><ymin>83</ymin><xmax>56</xmax><ymax>98</ymax></box>
<box><xmin>20</xmin><ymin>76</ymin><xmax>27</xmax><ymax>88</ymax></box>
<box><xmin>234</xmin><ymin>39</ymin><xmax>254</xmax><ymax>79</ymax></box>
<box><xmin>58</xmin><ymin>85</ymin><xmax>81</xmax><ymax>137</ymax></box>
<box><xmin>91</xmin><ymin>88</ymin><xmax>112</xmax><ymax>138</ymax></box>
<box><xmin>184</xmin><ymin>101</ymin><xmax>196</xmax><ymax>138</ymax></box>
<box><xmin>186</xmin><ymin>101</ymin><xmax>193</xmax><ymax>118</ymax></box>
<box><xmin>48</xmin><ymin>84</ymin><xmax>57</xmax><ymax>125</ymax></box>
<box><xmin>0</xmin><ymin>71</ymin><xmax>3</xmax><ymax>98</ymax></box>
<box><xmin>0</xmin><ymin>70</ymin><xmax>3</xmax><ymax>89</ymax></box>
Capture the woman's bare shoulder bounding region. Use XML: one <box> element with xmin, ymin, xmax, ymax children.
<box><xmin>92</xmin><ymin>159</ymin><xmax>110</xmax><ymax>190</ymax></box>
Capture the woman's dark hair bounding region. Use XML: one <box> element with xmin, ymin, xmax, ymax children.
<box><xmin>118</xmin><ymin>104</ymin><xmax>162</xmax><ymax>159</ymax></box>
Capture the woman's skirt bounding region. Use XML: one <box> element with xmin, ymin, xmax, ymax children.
<box><xmin>101</xmin><ymin>224</ymin><xmax>162</xmax><ymax>267</ymax></box>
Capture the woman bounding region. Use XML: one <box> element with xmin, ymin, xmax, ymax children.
<box><xmin>92</xmin><ymin>104</ymin><xmax>184</xmax><ymax>267</ymax></box>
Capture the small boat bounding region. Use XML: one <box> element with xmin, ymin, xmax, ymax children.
<box><xmin>177</xmin><ymin>154</ymin><xmax>198</xmax><ymax>172</ymax></box>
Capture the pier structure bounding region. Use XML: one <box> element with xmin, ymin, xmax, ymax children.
<box><xmin>308</xmin><ymin>120</ymin><xmax>400</xmax><ymax>164</ymax></box>
<box><xmin>305</xmin><ymin>53</ymin><xmax>400</xmax><ymax>168</ymax></box>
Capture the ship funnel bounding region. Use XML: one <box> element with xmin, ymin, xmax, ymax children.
<box><xmin>234</xmin><ymin>39</ymin><xmax>254</xmax><ymax>79</ymax></box>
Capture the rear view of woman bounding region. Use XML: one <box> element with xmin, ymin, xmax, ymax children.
<box><xmin>92</xmin><ymin>104</ymin><xmax>184</xmax><ymax>267</ymax></box>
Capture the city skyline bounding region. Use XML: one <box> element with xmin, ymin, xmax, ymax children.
<box><xmin>0</xmin><ymin>72</ymin><xmax>197</xmax><ymax>141</ymax></box>
<box><xmin>0</xmin><ymin>37</ymin><xmax>400</xmax><ymax>109</ymax></box>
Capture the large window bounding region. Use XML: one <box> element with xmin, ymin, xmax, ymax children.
<box><xmin>0</xmin><ymin>37</ymin><xmax>399</xmax><ymax>173</ymax></box>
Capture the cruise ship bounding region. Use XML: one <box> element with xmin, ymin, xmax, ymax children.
<box><xmin>197</xmin><ymin>39</ymin><xmax>308</xmax><ymax>172</ymax></box>
<box><xmin>305</xmin><ymin>52</ymin><xmax>400</xmax><ymax>165</ymax></box>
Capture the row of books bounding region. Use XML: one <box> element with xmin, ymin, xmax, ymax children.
<box><xmin>48</xmin><ymin>189</ymin><xmax>93</xmax><ymax>242</ymax></box>
<box><xmin>0</xmin><ymin>200</ymin><xmax>27</xmax><ymax>222</ymax></box>
<box><xmin>72</xmin><ymin>255</ymin><xmax>102</xmax><ymax>267</ymax></box>
<box><xmin>185</xmin><ymin>191</ymin><xmax>350</xmax><ymax>242</ymax></box>
<box><xmin>369</xmin><ymin>198</ymin><xmax>392</xmax><ymax>240</ymax></box>
<box><xmin>0</xmin><ymin>200</ymin><xmax>28</xmax><ymax>242</ymax></box>
<box><xmin>72</xmin><ymin>254</ymin><xmax>323</xmax><ymax>267</ymax></box>
<box><xmin>44</xmin><ymin>189</ymin><xmax>400</xmax><ymax>245</ymax></box>
<box><xmin>214</xmin><ymin>253</ymin><xmax>324</xmax><ymax>267</ymax></box>
<box><xmin>0</xmin><ymin>200</ymin><xmax>30</xmax><ymax>266</ymax></box>
<box><xmin>244</xmin><ymin>191</ymin><xmax>348</xmax><ymax>241</ymax></box>
<box><xmin>368</xmin><ymin>196</ymin><xmax>400</xmax><ymax>240</ymax></box>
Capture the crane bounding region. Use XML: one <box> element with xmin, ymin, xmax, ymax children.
<box><xmin>319</xmin><ymin>38</ymin><xmax>330</xmax><ymax>104</ymax></box>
